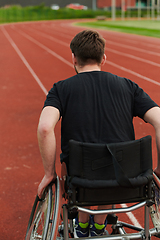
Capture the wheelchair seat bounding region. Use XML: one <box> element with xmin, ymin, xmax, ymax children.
<box><xmin>65</xmin><ymin>135</ymin><xmax>154</xmax><ymax>206</ymax></box>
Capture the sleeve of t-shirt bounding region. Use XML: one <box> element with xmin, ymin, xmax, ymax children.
<box><xmin>133</xmin><ymin>83</ymin><xmax>158</xmax><ymax>118</ymax></box>
<box><xmin>43</xmin><ymin>83</ymin><xmax>63</xmax><ymax>117</ymax></box>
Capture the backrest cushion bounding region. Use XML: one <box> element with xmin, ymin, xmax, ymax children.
<box><xmin>68</xmin><ymin>136</ymin><xmax>152</xmax><ymax>181</ymax></box>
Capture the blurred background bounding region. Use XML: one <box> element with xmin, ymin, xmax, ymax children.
<box><xmin>0</xmin><ymin>0</ymin><xmax>159</xmax><ymax>23</ymax></box>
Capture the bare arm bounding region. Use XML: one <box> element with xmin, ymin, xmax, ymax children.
<box><xmin>37</xmin><ymin>106</ymin><xmax>60</xmax><ymax>198</ymax></box>
<box><xmin>143</xmin><ymin>106</ymin><xmax>160</xmax><ymax>178</ymax></box>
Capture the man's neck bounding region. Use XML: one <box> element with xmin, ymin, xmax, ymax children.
<box><xmin>78</xmin><ymin>64</ymin><xmax>101</xmax><ymax>73</ymax></box>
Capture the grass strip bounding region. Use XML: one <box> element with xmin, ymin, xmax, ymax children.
<box><xmin>76</xmin><ymin>20</ymin><xmax>160</xmax><ymax>38</ymax></box>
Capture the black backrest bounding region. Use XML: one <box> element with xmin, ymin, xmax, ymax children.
<box><xmin>68</xmin><ymin>136</ymin><xmax>152</xmax><ymax>183</ymax></box>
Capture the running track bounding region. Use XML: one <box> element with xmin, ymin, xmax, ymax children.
<box><xmin>0</xmin><ymin>19</ymin><xmax>160</xmax><ymax>239</ymax></box>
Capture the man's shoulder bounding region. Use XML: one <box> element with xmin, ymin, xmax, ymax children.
<box><xmin>100</xmin><ymin>71</ymin><xmax>134</xmax><ymax>86</ymax></box>
<box><xmin>55</xmin><ymin>74</ymin><xmax>79</xmax><ymax>86</ymax></box>
<box><xmin>54</xmin><ymin>71</ymin><xmax>134</xmax><ymax>89</ymax></box>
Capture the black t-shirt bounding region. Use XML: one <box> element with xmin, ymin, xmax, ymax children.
<box><xmin>44</xmin><ymin>71</ymin><xmax>158</xmax><ymax>161</ymax></box>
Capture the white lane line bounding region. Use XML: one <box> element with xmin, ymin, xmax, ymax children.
<box><xmin>25</xmin><ymin>26</ymin><xmax>69</xmax><ymax>47</ymax></box>
<box><xmin>15</xmin><ymin>28</ymin><xmax>160</xmax><ymax>87</ymax></box>
<box><xmin>106</xmin><ymin>47</ymin><xmax>160</xmax><ymax>68</ymax></box>
<box><xmin>30</xmin><ymin>23</ymin><xmax>72</xmax><ymax>40</ymax></box>
<box><xmin>44</xmin><ymin>22</ymin><xmax>160</xmax><ymax>50</ymax></box>
<box><xmin>16</xmin><ymin>29</ymin><xmax>73</xmax><ymax>68</ymax></box>
<box><xmin>100</xmin><ymin>30</ymin><xmax>160</xmax><ymax>50</ymax></box>
<box><xmin>1</xmin><ymin>26</ymin><xmax>48</xmax><ymax>95</ymax></box>
<box><xmin>21</xmin><ymin>24</ymin><xmax>160</xmax><ymax>68</ymax></box>
<box><xmin>120</xmin><ymin>204</ymin><xmax>142</xmax><ymax>228</ymax></box>
<box><xmin>106</xmin><ymin>60</ymin><xmax>160</xmax><ymax>86</ymax></box>
<box><xmin>47</xmin><ymin>21</ymin><xmax>160</xmax><ymax>55</ymax></box>
<box><xmin>11</xmin><ymin>24</ymin><xmax>69</xmax><ymax>47</ymax></box>
<box><xmin>120</xmin><ymin>37</ymin><xmax>160</xmax><ymax>50</ymax></box>
<box><xmin>106</xmin><ymin>39</ymin><xmax>160</xmax><ymax>57</ymax></box>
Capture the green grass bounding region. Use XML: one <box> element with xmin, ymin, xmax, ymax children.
<box><xmin>0</xmin><ymin>5</ymin><xmax>112</xmax><ymax>24</ymax></box>
<box><xmin>76</xmin><ymin>19</ymin><xmax>160</xmax><ymax>38</ymax></box>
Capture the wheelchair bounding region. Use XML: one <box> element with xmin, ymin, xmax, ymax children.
<box><xmin>25</xmin><ymin>135</ymin><xmax>160</xmax><ymax>240</ymax></box>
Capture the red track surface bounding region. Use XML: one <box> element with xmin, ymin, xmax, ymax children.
<box><xmin>0</xmin><ymin>19</ymin><xmax>160</xmax><ymax>239</ymax></box>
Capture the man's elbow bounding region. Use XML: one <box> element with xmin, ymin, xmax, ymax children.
<box><xmin>37</xmin><ymin>122</ymin><xmax>53</xmax><ymax>138</ymax></box>
<box><xmin>144</xmin><ymin>107</ymin><xmax>160</xmax><ymax>128</ymax></box>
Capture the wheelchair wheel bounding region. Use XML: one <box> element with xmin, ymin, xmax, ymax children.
<box><xmin>150</xmin><ymin>185</ymin><xmax>160</xmax><ymax>233</ymax></box>
<box><xmin>25</xmin><ymin>177</ymin><xmax>62</xmax><ymax>240</ymax></box>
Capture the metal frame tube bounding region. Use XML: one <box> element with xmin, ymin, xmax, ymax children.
<box><xmin>70</xmin><ymin>232</ymin><xmax>143</xmax><ymax>240</ymax></box>
<box><xmin>144</xmin><ymin>206</ymin><xmax>150</xmax><ymax>240</ymax></box>
<box><xmin>63</xmin><ymin>205</ymin><xmax>69</xmax><ymax>240</ymax></box>
<box><xmin>71</xmin><ymin>201</ymin><xmax>147</xmax><ymax>216</ymax></box>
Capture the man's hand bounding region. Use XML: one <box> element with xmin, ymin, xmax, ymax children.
<box><xmin>38</xmin><ymin>173</ymin><xmax>57</xmax><ymax>199</ymax></box>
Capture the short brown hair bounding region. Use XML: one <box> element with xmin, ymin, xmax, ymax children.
<box><xmin>70</xmin><ymin>30</ymin><xmax>106</xmax><ymax>66</ymax></box>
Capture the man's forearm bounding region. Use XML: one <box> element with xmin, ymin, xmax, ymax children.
<box><xmin>155</xmin><ymin>128</ymin><xmax>160</xmax><ymax>172</ymax></box>
<box><xmin>37</xmin><ymin>128</ymin><xmax>57</xmax><ymax>178</ymax></box>
<box><xmin>143</xmin><ymin>107</ymin><xmax>160</xmax><ymax>177</ymax></box>
<box><xmin>37</xmin><ymin>106</ymin><xmax>60</xmax><ymax>197</ymax></box>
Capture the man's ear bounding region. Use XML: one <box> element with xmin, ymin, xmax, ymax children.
<box><xmin>72</xmin><ymin>53</ymin><xmax>77</xmax><ymax>65</ymax></box>
<box><xmin>101</xmin><ymin>54</ymin><xmax>107</xmax><ymax>66</ymax></box>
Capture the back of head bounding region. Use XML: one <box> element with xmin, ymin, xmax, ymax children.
<box><xmin>70</xmin><ymin>30</ymin><xmax>106</xmax><ymax>66</ymax></box>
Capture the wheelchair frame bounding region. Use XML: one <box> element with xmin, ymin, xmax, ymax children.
<box><xmin>25</xmin><ymin>175</ymin><xmax>160</xmax><ymax>240</ymax></box>
<box><xmin>25</xmin><ymin>136</ymin><xmax>160</xmax><ymax>240</ymax></box>
<box><xmin>62</xmin><ymin>172</ymin><xmax>160</xmax><ymax>240</ymax></box>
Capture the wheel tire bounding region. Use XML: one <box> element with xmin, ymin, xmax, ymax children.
<box><xmin>25</xmin><ymin>177</ymin><xmax>62</xmax><ymax>240</ymax></box>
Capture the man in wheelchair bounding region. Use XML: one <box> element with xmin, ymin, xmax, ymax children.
<box><xmin>37</xmin><ymin>30</ymin><xmax>160</xmax><ymax>238</ymax></box>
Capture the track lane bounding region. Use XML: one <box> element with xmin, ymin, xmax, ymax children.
<box><xmin>19</xmin><ymin>23</ymin><xmax>160</xmax><ymax>77</ymax></box>
<box><xmin>7</xmin><ymin>22</ymin><xmax>160</xmax><ymax>95</ymax></box>
<box><xmin>24</xmin><ymin>21</ymin><xmax>160</xmax><ymax>60</ymax></box>
<box><xmin>0</xmin><ymin>26</ymin><xmax>47</xmax><ymax>240</ymax></box>
<box><xmin>14</xmin><ymin>21</ymin><xmax>160</xmax><ymax>83</ymax></box>
<box><xmin>0</xmin><ymin>21</ymin><xmax>159</xmax><ymax>239</ymax></box>
<box><xmin>3</xmin><ymin>25</ymin><xmax>74</xmax><ymax>91</ymax></box>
